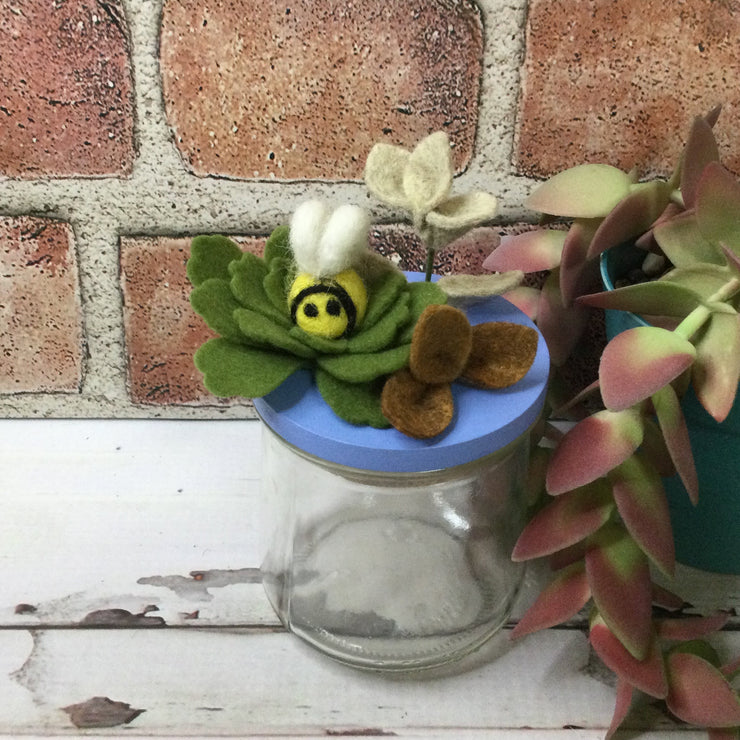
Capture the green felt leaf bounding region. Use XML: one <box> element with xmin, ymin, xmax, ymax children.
<box><xmin>426</xmin><ymin>191</ymin><xmax>498</xmax><ymax>231</ymax></box>
<box><xmin>289</xmin><ymin>326</ymin><xmax>348</xmax><ymax>355</ymax></box>
<box><xmin>315</xmin><ymin>369</ymin><xmax>390</xmax><ymax>428</ymax></box>
<box><xmin>362</xmin><ymin>267</ymin><xmax>409</xmax><ymax>330</ymax></box>
<box><xmin>194</xmin><ymin>338</ymin><xmax>303</xmax><ymax>398</ymax></box>
<box><xmin>347</xmin><ymin>292</ymin><xmax>410</xmax><ymax>354</ymax></box>
<box><xmin>233</xmin><ymin>308</ymin><xmax>316</xmax><ymax>359</ymax></box>
<box><xmin>229</xmin><ymin>252</ymin><xmax>292</xmax><ymax>328</ymax></box>
<box><xmin>264</xmin><ymin>256</ymin><xmax>292</xmax><ymax>315</ymax></box>
<box><xmin>317</xmin><ymin>344</ymin><xmax>411</xmax><ymax>383</ymax></box>
<box><xmin>190</xmin><ymin>278</ymin><xmax>243</xmax><ymax>341</ymax></box>
<box><xmin>403</xmin><ymin>131</ymin><xmax>453</xmax><ymax>215</ymax></box>
<box><xmin>263</xmin><ymin>224</ymin><xmax>291</xmax><ymax>266</ymax></box>
<box><xmin>398</xmin><ymin>280</ymin><xmax>447</xmax><ymax>343</ymax></box>
<box><xmin>364</xmin><ymin>143</ymin><xmax>412</xmax><ymax>210</ymax></box>
<box><xmin>526</xmin><ymin>164</ymin><xmax>632</xmax><ymax>218</ymax></box>
<box><xmin>187</xmin><ymin>235</ymin><xmax>243</xmax><ymax>287</ymax></box>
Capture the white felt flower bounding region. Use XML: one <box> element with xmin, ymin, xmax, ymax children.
<box><xmin>364</xmin><ymin>131</ymin><xmax>498</xmax><ymax>251</ymax></box>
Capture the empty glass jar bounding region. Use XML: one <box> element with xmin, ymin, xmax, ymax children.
<box><xmin>255</xmin><ymin>295</ymin><xmax>549</xmax><ymax>671</ymax></box>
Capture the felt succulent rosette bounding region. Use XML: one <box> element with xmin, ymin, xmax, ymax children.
<box><xmin>188</xmin><ymin>200</ymin><xmax>539</xmax><ymax>440</ymax></box>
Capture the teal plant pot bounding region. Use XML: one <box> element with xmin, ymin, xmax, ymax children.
<box><xmin>601</xmin><ymin>244</ymin><xmax>740</xmax><ymax>574</ymax></box>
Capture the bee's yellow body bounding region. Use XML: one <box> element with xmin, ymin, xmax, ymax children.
<box><xmin>289</xmin><ymin>269</ymin><xmax>368</xmax><ymax>339</ymax></box>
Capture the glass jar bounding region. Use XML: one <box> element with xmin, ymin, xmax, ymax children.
<box><xmin>255</xmin><ymin>294</ymin><xmax>549</xmax><ymax>671</ymax></box>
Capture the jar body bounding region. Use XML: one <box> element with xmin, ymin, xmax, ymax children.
<box><xmin>260</xmin><ymin>424</ymin><xmax>528</xmax><ymax>671</ymax></box>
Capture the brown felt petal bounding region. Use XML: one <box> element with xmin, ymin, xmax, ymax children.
<box><xmin>409</xmin><ymin>304</ymin><xmax>473</xmax><ymax>384</ymax></box>
<box><xmin>461</xmin><ymin>322</ymin><xmax>539</xmax><ymax>389</ymax></box>
<box><xmin>381</xmin><ymin>368</ymin><xmax>454</xmax><ymax>439</ymax></box>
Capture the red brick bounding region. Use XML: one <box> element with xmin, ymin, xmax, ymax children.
<box><xmin>120</xmin><ymin>236</ymin><xmax>265</xmax><ymax>406</ymax></box>
<box><xmin>0</xmin><ymin>0</ymin><xmax>134</xmax><ymax>178</ymax></box>
<box><xmin>0</xmin><ymin>217</ymin><xmax>83</xmax><ymax>392</ymax></box>
<box><xmin>160</xmin><ymin>0</ymin><xmax>483</xmax><ymax>179</ymax></box>
<box><xmin>369</xmin><ymin>224</ymin><xmax>497</xmax><ymax>276</ymax></box>
<box><xmin>515</xmin><ymin>0</ymin><xmax>740</xmax><ymax>178</ymax></box>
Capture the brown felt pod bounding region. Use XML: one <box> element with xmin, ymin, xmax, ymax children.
<box><xmin>408</xmin><ymin>304</ymin><xmax>473</xmax><ymax>384</ymax></box>
<box><xmin>461</xmin><ymin>322</ymin><xmax>539</xmax><ymax>389</ymax></box>
<box><xmin>381</xmin><ymin>368</ymin><xmax>454</xmax><ymax>439</ymax></box>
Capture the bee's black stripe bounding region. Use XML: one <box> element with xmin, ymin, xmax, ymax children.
<box><xmin>290</xmin><ymin>283</ymin><xmax>358</xmax><ymax>335</ymax></box>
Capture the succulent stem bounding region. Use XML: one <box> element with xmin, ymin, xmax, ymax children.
<box><xmin>675</xmin><ymin>277</ymin><xmax>740</xmax><ymax>340</ymax></box>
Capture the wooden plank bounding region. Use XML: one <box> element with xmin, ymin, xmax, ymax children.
<box><xmin>1</xmin><ymin>419</ymin><xmax>738</xmax><ymax>628</ymax></box>
<box><xmin>3</xmin><ymin>627</ymin><xmax>732</xmax><ymax>736</ymax></box>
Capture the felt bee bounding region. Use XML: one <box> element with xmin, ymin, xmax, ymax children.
<box><xmin>288</xmin><ymin>200</ymin><xmax>371</xmax><ymax>339</ymax></box>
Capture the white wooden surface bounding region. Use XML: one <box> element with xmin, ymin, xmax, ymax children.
<box><xmin>0</xmin><ymin>419</ymin><xmax>738</xmax><ymax>738</ymax></box>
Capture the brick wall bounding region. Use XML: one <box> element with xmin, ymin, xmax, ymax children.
<box><xmin>1</xmin><ymin>0</ymin><xmax>738</xmax><ymax>419</ymax></box>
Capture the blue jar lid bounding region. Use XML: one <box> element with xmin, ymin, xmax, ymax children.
<box><xmin>254</xmin><ymin>278</ymin><xmax>550</xmax><ymax>473</ymax></box>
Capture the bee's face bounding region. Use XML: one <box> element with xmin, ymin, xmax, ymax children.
<box><xmin>289</xmin><ymin>269</ymin><xmax>367</xmax><ymax>339</ymax></box>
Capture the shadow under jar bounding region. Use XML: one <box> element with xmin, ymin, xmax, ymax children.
<box><xmin>255</xmin><ymin>295</ymin><xmax>550</xmax><ymax>671</ymax></box>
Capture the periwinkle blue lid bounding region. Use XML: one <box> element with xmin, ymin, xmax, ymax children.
<box><xmin>254</xmin><ymin>279</ymin><xmax>550</xmax><ymax>473</ymax></box>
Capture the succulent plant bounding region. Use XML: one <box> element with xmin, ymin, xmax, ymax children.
<box><xmin>487</xmin><ymin>108</ymin><xmax>740</xmax><ymax>737</ymax></box>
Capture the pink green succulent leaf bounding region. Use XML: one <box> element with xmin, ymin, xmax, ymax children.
<box><xmin>661</xmin><ymin>263</ymin><xmax>737</xmax><ymax>303</ymax></box>
<box><xmin>525</xmin><ymin>164</ymin><xmax>633</xmax><ymax>218</ymax></box>
<box><xmin>537</xmin><ymin>269</ymin><xmax>591</xmax><ymax>366</ymax></box>
<box><xmin>546</xmin><ymin>408</ymin><xmax>645</xmax><ymax>495</ymax></box>
<box><xmin>585</xmin><ymin>523</ymin><xmax>654</xmax><ymax>660</ymax></box>
<box><xmin>651</xmin><ymin>583</ymin><xmax>688</xmax><ymax>612</ymax></box>
<box><xmin>510</xmin><ymin>562</ymin><xmax>591</xmax><ymax>640</ymax></box>
<box><xmin>559</xmin><ymin>218</ymin><xmax>603</xmax><ymax>305</ymax></box>
<box><xmin>579</xmin><ymin>280</ymin><xmax>703</xmax><ymax>318</ymax></box>
<box><xmin>654</xmin><ymin>210</ymin><xmax>726</xmax><ymax>268</ymax></box>
<box><xmin>598</xmin><ymin>326</ymin><xmax>696</xmax><ymax>412</ymax></box>
<box><xmin>666</xmin><ymin>650</ymin><xmax>740</xmax><ymax>728</ymax></box>
<box><xmin>586</xmin><ymin>179</ymin><xmax>672</xmax><ymax>260</ymax></box>
<box><xmin>652</xmin><ymin>384</ymin><xmax>699</xmax><ymax>504</ymax></box>
<box><xmin>681</xmin><ymin>115</ymin><xmax>721</xmax><ymax>209</ymax></box>
<box><xmin>501</xmin><ymin>286</ymin><xmax>541</xmax><ymax>320</ymax></box>
<box><xmin>722</xmin><ymin>243</ymin><xmax>740</xmax><ymax>276</ymax></box>
<box><xmin>657</xmin><ymin>612</ymin><xmax>731</xmax><ymax>642</ymax></box>
<box><xmin>692</xmin><ymin>311</ymin><xmax>740</xmax><ymax>423</ymax></box>
<box><xmin>608</xmin><ymin>454</ymin><xmax>675</xmax><ymax>577</ymax></box>
<box><xmin>549</xmin><ymin>540</ymin><xmax>587</xmax><ymax>571</ymax></box>
<box><xmin>511</xmin><ymin>479</ymin><xmax>615</xmax><ymax>562</ymax></box>
<box><xmin>606</xmin><ymin>677</ymin><xmax>635</xmax><ymax>740</ymax></box>
<box><xmin>482</xmin><ymin>229</ymin><xmax>567</xmax><ymax>273</ymax></box>
<box><xmin>641</xmin><ymin>418</ymin><xmax>677</xmax><ymax>477</ymax></box>
<box><xmin>525</xmin><ymin>445</ymin><xmax>552</xmax><ymax>507</ymax></box>
<box><xmin>696</xmin><ymin>162</ymin><xmax>740</xmax><ymax>259</ymax></box>
<box><xmin>590</xmin><ymin>614</ymin><xmax>668</xmax><ymax>699</ymax></box>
